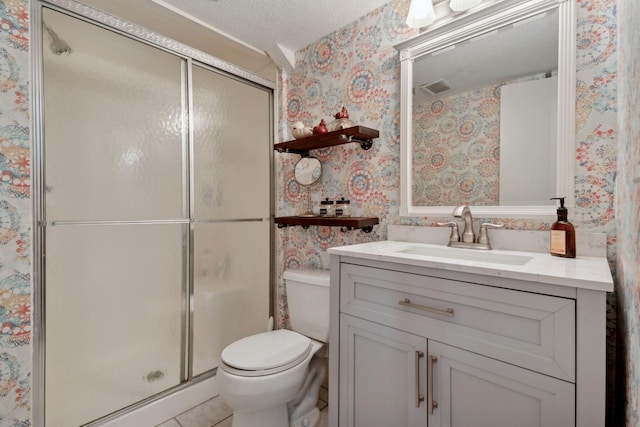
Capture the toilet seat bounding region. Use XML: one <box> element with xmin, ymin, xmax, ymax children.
<box><xmin>221</xmin><ymin>329</ymin><xmax>312</xmax><ymax>377</ymax></box>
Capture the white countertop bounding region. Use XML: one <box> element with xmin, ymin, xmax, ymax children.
<box><xmin>328</xmin><ymin>240</ymin><xmax>614</xmax><ymax>292</ymax></box>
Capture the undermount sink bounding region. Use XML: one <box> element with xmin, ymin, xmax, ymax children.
<box><xmin>387</xmin><ymin>244</ymin><xmax>533</xmax><ymax>266</ymax></box>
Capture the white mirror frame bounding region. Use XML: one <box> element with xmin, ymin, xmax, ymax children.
<box><xmin>396</xmin><ymin>0</ymin><xmax>575</xmax><ymax>219</ymax></box>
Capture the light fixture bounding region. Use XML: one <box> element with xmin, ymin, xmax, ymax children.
<box><xmin>406</xmin><ymin>0</ymin><xmax>436</xmax><ymax>28</ymax></box>
<box><xmin>449</xmin><ymin>0</ymin><xmax>483</xmax><ymax>12</ymax></box>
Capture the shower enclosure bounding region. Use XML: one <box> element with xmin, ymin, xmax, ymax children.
<box><xmin>33</xmin><ymin>3</ymin><xmax>273</xmax><ymax>426</ymax></box>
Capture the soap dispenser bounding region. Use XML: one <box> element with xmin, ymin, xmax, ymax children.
<box><xmin>550</xmin><ymin>197</ymin><xmax>576</xmax><ymax>258</ymax></box>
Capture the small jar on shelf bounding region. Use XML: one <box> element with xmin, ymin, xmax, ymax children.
<box><xmin>319</xmin><ymin>198</ymin><xmax>336</xmax><ymax>217</ymax></box>
<box><xmin>335</xmin><ymin>197</ymin><xmax>351</xmax><ymax>217</ymax></box>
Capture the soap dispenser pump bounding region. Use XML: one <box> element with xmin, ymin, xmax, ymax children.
<box><xmin>550</xmin><ymin>197</ymin><xmax>576</xmax><ymax>258</ymax></box>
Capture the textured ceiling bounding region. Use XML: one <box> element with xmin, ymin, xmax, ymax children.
<box><xmin>152</xmin><ymin>0</ymin><xmax>393</xmax><ymax>69</ymax></box>
<box><xmin>413</xmin><ymin>8</ymin><xmax>559</xmax><ymax>103</ymax></box>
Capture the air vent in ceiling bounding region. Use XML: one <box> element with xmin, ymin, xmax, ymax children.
<box><xmin>419</xmin><ymin>79</ymin><xmax>453</xmax><ymax>95</ymax></box>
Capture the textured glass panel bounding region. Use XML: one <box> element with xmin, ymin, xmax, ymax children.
<box><xmin>43</xmin><ymin>9</ymin><xmax>185</xmax><ymax>221</ymax></box>
<box><xmin>192</xmin><ymin>65</ymin><xmax>271</xmax><ymax>220</ymax></box>
<box><xmin>45</xmin><ymin>224</ymin><xmax>184</xmax><ymax>427</ymax></box>
<box><xmin>192</xmin><ymin>221</ymin><xmax>270</xmax><ymax>376</ymax></box>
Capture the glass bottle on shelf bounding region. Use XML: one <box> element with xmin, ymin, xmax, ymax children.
<box><xmin>335</xmin><ymin>197</ymin><xmax>351</xmax><ymax>217</ymax></box>
<box><xmin>319</xmin><ymin>198</ymin><xmax>335</xmax><ymax>217</ymax></box>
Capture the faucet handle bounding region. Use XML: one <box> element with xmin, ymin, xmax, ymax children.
<box><xmin>437</xmin><ymin>221</ymin><xmax>460</xmax><ymax>243</ymax></box>
<box><xmin>477</xmin><ymin>223</ymin><xmax>505</xmax><ymax>244</ymax></box>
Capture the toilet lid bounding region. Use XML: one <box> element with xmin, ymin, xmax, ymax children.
<box><xmin>221</xmin><ymin>329</ymin><xmax>312</xmax><ymax>372</ymax></box>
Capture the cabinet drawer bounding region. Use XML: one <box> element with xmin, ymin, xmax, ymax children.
<box><xmin>340</xmin><ymin>263</ymin><xmax>576</xmax><ymax>382</ymax></box>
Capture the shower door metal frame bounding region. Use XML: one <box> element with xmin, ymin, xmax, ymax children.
<box><xmin>30</xmin><ymin>1</ymin><xmax>277</xmax><ymax>425</ymax></box>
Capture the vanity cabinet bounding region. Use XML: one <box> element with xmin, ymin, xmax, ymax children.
<box><xmin>328</xmin><ymin>242</ymin><xmax>611</xmax><ymax>427</ymax></box>
<box><xmin>340</xmin><ymin>314</ymin><xmax>427</xmax><ymax>427</ymax></box>
<box><xmin>340</xmin><ymin>313</ymin><xmax>575</xmax><ymax>427</ymax></box>
<box><xmin>428</xmin><ymin>341</ymin><xmax>574</xmax><ymax>427</ymax></box>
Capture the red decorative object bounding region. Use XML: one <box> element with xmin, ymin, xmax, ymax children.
<box><xmin>313</xmin><ymin>119</ymin><xmax>328</xmax><ymax>134</ymax></box>
<box><xmin>334</xmin><ymin>106</ymin><xmax>350</xmax><ymax>119</ymax></box>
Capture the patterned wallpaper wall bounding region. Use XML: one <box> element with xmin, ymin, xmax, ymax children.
<box><xmin>0</xmin><ymin>0</ymin><xmax>627</xmax><ymax>425</ymax></box>
<box><xmin>412</xmin><ymin>74</ymin><xmax>549</xmax><ymax>207</ymax></box>
<box><xmin>0</xmin><ymin>0</ymin><xmax>31</xmax><ymax>425</ymax></box>
<box><xmin>412</xmin><ymin>84</ymin><xmax>502</xmax><ymax>206</ymax></box>
<box><xmin>615</xmin><ymin>0</ymin><xmax>640</xmax><ymax>425</ymax></box>
<box><xmin>277</xmin><ymin>0</ymin><xmax>620</xmax><ymax>422</ymax></box>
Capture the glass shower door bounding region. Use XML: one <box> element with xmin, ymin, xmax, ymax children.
<box><xmin>44</xmin><ymin>225</ymin><xmax>185</xmax><ymax>426</ymax></box>
<box><xmin>191</xmin><ymin>64</ymin><xmax>271</xmax><ymax>376</ymax></box>
<box><xmin>42</xmin><ymin>8</ymin><xmax>187</xmax><ymax>426</ymax></box>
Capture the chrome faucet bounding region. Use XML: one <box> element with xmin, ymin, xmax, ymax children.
<box><xmin>438</xmin><ymin>205</ymin><xmax>504</xmax><ymax>250</ymax></box>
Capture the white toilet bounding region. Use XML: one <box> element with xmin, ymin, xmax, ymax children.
<box><xmin>217</xmin><ymin>269</ymin><xmax>330</xmax><ymax>427</ymax></box>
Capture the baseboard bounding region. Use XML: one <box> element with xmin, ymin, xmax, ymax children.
<box><xmin>98</xmin><ymin>376</ymin><xmax>218</xmax><ymax>427</ymax></box>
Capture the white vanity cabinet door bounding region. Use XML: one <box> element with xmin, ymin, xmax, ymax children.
<box><xmin>428</xmin><ymin>341</ymin><xmax>575</xmax><ymax>427</ymax></box>
<box><xmin>339</xmin><ymin>314</ymin><xmax>428</xmax><ymax>427</ymax></box>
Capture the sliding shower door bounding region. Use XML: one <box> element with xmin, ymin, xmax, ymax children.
<box><xmin>191</xmin><ymin>64</ymin><xmax>271</xmax><ymax>376</ymax></box>
<box><xmin>39</xmin><ymin>6</ymin><xmax>272</xmax><ymax>427</ymax></box>
<box><xmin>43</xmin><ymin>8</ymin><xmax>187</xmax><ymax>427</ymax></box>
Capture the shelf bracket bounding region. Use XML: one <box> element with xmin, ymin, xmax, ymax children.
<box><xmin>339</xmin><ymin>134</ymin><xmax>374</xmax><ymax>150</ymax></box>
<box><xmin>340</xmin><ymin>225</ymin><xmax>374</xmax><ymax>233</ymax></box>
<box><xmin>276</xmin><ymin>223</ymin><xmax>310</xmax><ymax>230</ymax></box>
<box><xmin>276</xmin><ymin>147</ymin><xmax>310</xmax><ymax>157</ymax></box>
<box><xmin>360</xmin><ymin>139</ymin><xmax>373</xmax><ymax>150</ymax></box>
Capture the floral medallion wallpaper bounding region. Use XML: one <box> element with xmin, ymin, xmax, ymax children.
<box><xmin>278</xmin><ymin>0</ymin><xmax>621</xmax><ymax>422</ymax></box>
<box><xmin>412</xmin><ymin>84</ymin><xmax>503</xmax><ymax>206</ymax></box>
<box><xmin>0</xmin><ymin>0</ymin><xmax>633</xmax><ymax>425</ymax></box>
<box><xmin>616</xmin><ymin>0</ymin><xmax>640</xmax><ymax>425</ymax></box>
<box><xmin>412</xmin><ymin>74</ymin><xmax>550</xmax><ymax>207</ymax></box>
<box><xmin>0</xmin><ymin>0</ymin><xmax>31</xmax><ymax>425</ymax></box>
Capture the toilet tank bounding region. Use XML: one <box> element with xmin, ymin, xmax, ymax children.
<box><xmin>283</xmin><ymin>269</ymin><xmax>330</xmax><ymax>343</ymax></box>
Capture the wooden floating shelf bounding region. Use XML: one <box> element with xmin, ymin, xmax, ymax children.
<box><xmin>274</xmin><ymin>126</ymin><xmax>379</xmax><ymax>156</ymax></box>
<box><xmin>275</xmin><ymin>216</ymin><xmax>379</xmax><ymax>232</ymax></box>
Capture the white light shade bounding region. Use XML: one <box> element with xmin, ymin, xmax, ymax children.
<box><xmin>406</xmin><ymin>0</ymin><xmax>436</xmax><ymax>28</ymax></box>
<box><xmin>449</xmin><ymin>0</ymin><xmax>483</xmax><ymax>12</ymax></box>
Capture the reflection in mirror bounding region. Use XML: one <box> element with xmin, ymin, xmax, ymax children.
<box><xmin>396</xmin><ymin>0</ymin><xmax>575</xmax><ymax>219</ymax></box>
<box><xmin>412</xmin><ymin>10</ymin><xmax>558</xmax><ymax>207</ymax></box>
<box><xmin>294</xmin><ymin>157</ymin><xmax>322</xmax><ymax>217</ymax></box>
<box><xmin>294</xmin><ymin>157</ymin><xmax>322</xmax><ymax>186</ymax></box>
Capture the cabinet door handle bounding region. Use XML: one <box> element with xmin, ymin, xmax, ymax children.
<box><xmin>428</xmin><ymin>355</ymin><xmax>438</xmax><ymax>415</ymax></box>
<box><xmin>399</xmin><ymin>298</ymin><xmax>454</xmax><ymax>317</ymax></box>
<box><xmin>415</xmin><ymin>351</ymin><xmax>425</xmax><ymax>408</ymax></box>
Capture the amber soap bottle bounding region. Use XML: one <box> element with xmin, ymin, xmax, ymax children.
<box><xmin>550</xmin><ymin>197</ymin><xmax>576</xmax><ymax>258</ymax></box>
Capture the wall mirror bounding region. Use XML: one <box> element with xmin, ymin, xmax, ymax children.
<box><xmin>294</xmin><ymin>157</ymin><xmax>322</xmax><ymax>217</ymax></box>
<box><xmin>395</xmin><ymin>0</ymin><xmax>575</xmax><ymax>219</ymax></box>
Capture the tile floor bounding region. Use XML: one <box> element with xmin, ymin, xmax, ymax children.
<box><xmin>156</xmin><ymin>386</ymin><xmax>328</xmax><ymax>427</ymax></box>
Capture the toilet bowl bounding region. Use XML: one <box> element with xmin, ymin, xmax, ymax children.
<box><xmin>218</xmin><ymin>269</ymin><xmax>330</xmax><ymax>427</ymax></box>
